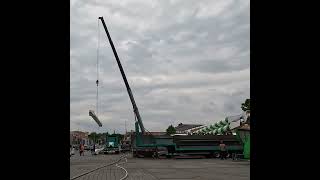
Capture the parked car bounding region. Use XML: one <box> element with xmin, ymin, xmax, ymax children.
<box><xmin>84</xmin><ymin>145</ymin><xmax>90</xmax><ymax>150</ymax></box>
<box><xmin>93</xmin><ymin>147</ymin><xmax>105</xmax><ymax>155</ymax></box>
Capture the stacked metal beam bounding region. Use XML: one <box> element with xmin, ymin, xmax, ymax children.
<box><xmin>193</xmin><ymin>112</ymin><xmax>248</xmax><ymax>135</ymax></box>
<box><xmin>193</xmin><ymin>118</ymin><xmax>230</xmax><ymax>135</ymax></box>
<box><xmin>89</xmin><ymin>110</ymin><xmax>102</xmax><ymax>127</ymax></box>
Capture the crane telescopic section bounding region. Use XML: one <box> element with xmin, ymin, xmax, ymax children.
<box><xmin>98</xmin><ymin>16</ymin><xmax>145</xmax><ymax>133</ymax></box>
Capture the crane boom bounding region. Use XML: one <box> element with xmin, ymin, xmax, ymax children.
<box><xmin>98</xmin><ymin>16</ymin><xmax>146</xmax><ymax>133</ymax></box>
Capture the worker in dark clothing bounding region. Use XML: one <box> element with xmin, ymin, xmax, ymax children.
<box><xmin>219</xmin><ymin>140</ymin><xmax>227</xmax><ymax>160</ymax></box>
<box><xmin>91</xmin><ymin>144</ymin><xmax>96</xmax><ymax>155</ymax></box>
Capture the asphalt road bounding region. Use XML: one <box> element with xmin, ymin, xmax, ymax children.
<box><xmin>70</xmin><ymin>152</ymin><xmax>250</xmax><ymax>180</ymax></box>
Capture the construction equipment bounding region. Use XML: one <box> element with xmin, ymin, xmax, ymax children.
<box><xmin>193</xmin><ymin>112</ymin><xmax>250</xmax><ymax>159</ymax></box>
<box><xmin>193</xmin><ymin>115</ymin><xmax>242</xmax><ymax>135</ymax></box>
<box><xmin>235</xmin><ymin>127</ymin><xmax>250</xmax><ymax>159</ymax></box>
<box><xmin>99</xmin><ymin>16</ymin><xmax>159</xmax><ymax>157</ymax></box>
<box><xmin>89</xmin><ymin>110</ymin><xmax>102</xmax><ymax>127</ymax></box>
<box><xmin>103</xmin><ymin>134</ymin><xmax>120</xmax><ymax>154</ymax></box>
<box><xmin>98</xmin><ymin>16</ymin><xmax>246</xmax><ymax>158</ymax></box>
<box><xmin>98</xmin><ymin>17</ymin><xmax>145</xmax><ymax>134</ymax></box>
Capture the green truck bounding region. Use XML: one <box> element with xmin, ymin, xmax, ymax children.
<box><xmin>104</xmin><ymin>135</ymin><xmax>120</xmax><ymax>154</ymax></box>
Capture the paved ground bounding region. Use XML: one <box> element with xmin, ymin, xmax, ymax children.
<box><xmin>70</xmin><ymin>151</ymin><xmax>123</xmax><ymax>179</ymax></box>
<box><xmin>70</xmin><ymin>151</ymin><xmax>250</xmax><ymax>180</ymax></box>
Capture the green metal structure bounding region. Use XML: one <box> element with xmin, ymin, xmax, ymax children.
<box><xmin>104</xmin><ymin>134</ymin><xmax>120</xmax><ymax>154</ymax></box>
<box><xmin>195</xmin><ymin>119</ymin><xmax>231</xmax><ymax>135</ymax></box>
<box><xmin>194</xmin><ymin>116</ymin><xmax>250</xmax><ymax>160</ymax></box>
<box><xmin>235</xmin><ymin>128</ymin><xmax>250</xmax><ymax>159</ymax></box>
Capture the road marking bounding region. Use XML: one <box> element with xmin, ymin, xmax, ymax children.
<box><xmin>70</xmin><ymin>154</ymin><xmax>127</xmax><ymax>180</ymax></box>
<box><xmin>115</xmin><ymin>155</ymin><xmax>128</xmax><ymax>180</ymax></box>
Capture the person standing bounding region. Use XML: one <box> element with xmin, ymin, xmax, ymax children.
<box><xmin>92</xmin><ymin>144</ymin><xmax>96</xmax><ymax>155</ymax></box>
<box><xmin>80</xmin><ymin>143</ymin><xmax>84</xmax><ymax>156</ymax></box>
<box><xmin>79</xmin><ymin>144</ymin><xmax>82</xmax><ymax>156</ymax></box>
<box><xmin>219</xmin><ymin>140</ymin><xmax>227</xmax><ymax>160</ymax></box>
<box><xmin>81</xmin><ymin>144</ymin><xmax>85</xmax><ymax>156</ymax></box>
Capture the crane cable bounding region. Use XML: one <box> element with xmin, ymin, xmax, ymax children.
<box><xmin>96</xmin><ymin>18</ymin><xmax>101</xmax><ymax>115</ymax></box>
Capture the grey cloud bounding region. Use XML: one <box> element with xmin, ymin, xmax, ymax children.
<box><xmin>71</xmin><ymin>0</ymin><xmax>250</xmax><ymax>133</ymax></box>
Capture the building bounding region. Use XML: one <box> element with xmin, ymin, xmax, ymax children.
<box><xmin>70</xmin><ymin>131</ymin><xmax>90</xmax><ymax>145</ymax></box>
<box><xmin>174</xmin><ymin>123</ymin><xmax>203</xmax><ymax>135</ymax></box>
<box><xmin>145</xmin><ymin>132</ymin><xmax>167</xmax><ymax>136</ymax></box>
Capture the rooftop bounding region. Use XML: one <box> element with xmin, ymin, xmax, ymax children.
<box><xmin>175</xmin><ymin>123</ymin><xmax>203</xmax><ymax>131</ymax></box>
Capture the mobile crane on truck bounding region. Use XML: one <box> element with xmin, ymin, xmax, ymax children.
<box><xmin>98</xmin><ymin>16</ymin><xmax>245</xmax><ymax>158</ymax></box>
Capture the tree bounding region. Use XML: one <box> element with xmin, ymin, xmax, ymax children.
<box><xmin>88</xmin><ymin>132</ymin><xmax>97</xmax><ymax>144</ymax></box>
<box><xmin>166</xmin><ymin>125</ymin><xmax>176</xmax><ymax>135</ymax></box>
<box><xmin>241</xmin><ymin>99</ymin><xmax>250</xmax><ymax>125</ymax></box>
<box><xmin>241</xmin><ymin>99</ymin><xmax>250</xmax><ymax>112</ymax></box>
<box><xmin>88</xmin><ymin>132</ymin><xmax>97</xmax><ymax>140</ymax></box>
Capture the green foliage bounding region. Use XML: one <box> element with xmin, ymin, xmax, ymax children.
<box><xmin>241</xmin><ymin>99</ymin><xmax>250</xmax><ymax>112</ymax></box>
<box><xmin>166</xmin><ymin>125</ymin><xmax>176</xmax><ymax>135</ymax></box>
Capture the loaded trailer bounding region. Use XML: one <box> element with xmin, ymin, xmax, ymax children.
<box><xmin>131</xmin><ymin>122</ymin><xmax>243</xmax><ymax>158</ymax></box>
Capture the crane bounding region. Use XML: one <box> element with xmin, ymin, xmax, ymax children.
<box><xmin>98</xmin><ymin>16</ymin><xmax>146</xmax><ymax>133</ymax></box>
<box><xmin>96</xmin><ymin>17</ymin><xmax>246</xmax><ymax>159</ymax></box>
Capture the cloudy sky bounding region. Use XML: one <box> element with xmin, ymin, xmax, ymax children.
<box><xmin>70</xmin><ymin>0</ymin><xmax>250</xmax><ymax>134</ymax></box>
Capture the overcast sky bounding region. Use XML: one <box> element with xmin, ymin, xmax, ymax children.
<box><xmin>70</xmin><ymin>0</ymin><xmax>250</xmax><ymax>134</ymax></box>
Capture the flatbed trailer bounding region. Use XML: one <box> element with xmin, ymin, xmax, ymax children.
<box><xmin>131</xmin><ymin>124</ymin><xmax>243</xmax><ymax>158</ymax></box>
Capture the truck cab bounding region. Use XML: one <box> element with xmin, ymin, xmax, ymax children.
<box><xmin>104</xmin><ymin>135</ymin><xmax>120</xmax><ymax>154</ymax></box>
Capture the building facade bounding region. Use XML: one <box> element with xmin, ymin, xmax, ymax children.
<box><xmin>70</xmin><ymin>131</ymin><xmax>90</xmax><ymax>145</ymax></box>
